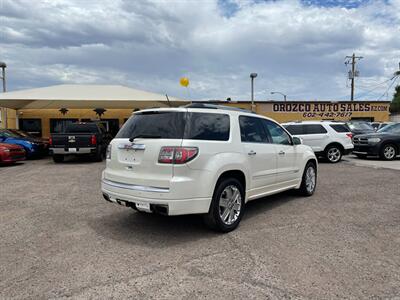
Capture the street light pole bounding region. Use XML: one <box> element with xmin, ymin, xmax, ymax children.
<box><xmin>271</xmin><ymin>91</ymin><xmax>287</xmax><ymax>102</ymax></box>
<box><xmin>250</xmin><ymin>73</ymin><xmax>257</xmax><ymax>112</ymax></box>
<box><xmin>0</xmin><ymin>62</ymin><xmax>7</xmax><ymax>128</ymax></box>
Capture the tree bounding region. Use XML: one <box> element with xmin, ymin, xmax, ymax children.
<box><xmin>390</xmin><ymin>85</ymin><xmax>400</xmax><ymax>113</ymax></box>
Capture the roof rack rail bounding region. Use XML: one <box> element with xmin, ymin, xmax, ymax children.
<box><xmin>183</xmin><ymin>103</ymin><xmax>255</xmax><ymax>114</ymax></box>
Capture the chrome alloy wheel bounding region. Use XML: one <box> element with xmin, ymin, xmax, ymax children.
<box><xmin>383</xmin><ymin>145</ymin><xmax>396</xmax><ymax>159</ymax></box>
<box><xmin>327</xmin><ymin>147</ymin><xmax>341</xmax><ymax>162</ymax></box>
<box><xmin>305</xmin><ymin>166</ymin><xmax>316</xmax><ymax>194</ymax></box>
<box><xmin>219</xmin><ymin>185</ymin><xmax>242</xmax><ymax>225</ymax></box>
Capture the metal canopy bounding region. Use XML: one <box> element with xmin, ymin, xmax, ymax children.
<box><xmin>0</xmin><ymin>84</ymin><xmax>188</xmax><ymax>109</ymax></box>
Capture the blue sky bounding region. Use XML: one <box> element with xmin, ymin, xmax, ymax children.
<box><xmin>0</xmin><ymin>0</ymin><xmax>399</xmax><ymax>101</ymax></box>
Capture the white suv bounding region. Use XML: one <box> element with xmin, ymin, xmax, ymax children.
<box><xmin>282</xmin><ymin>121</ymin><xmax>354</xmax><ymax>163</ymax></box>
<box><xmin>102</xmin><ymin>104</ymin><xmax>317</xmax><ymax>232</ymax></box>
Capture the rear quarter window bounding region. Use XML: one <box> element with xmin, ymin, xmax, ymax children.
<box><xmin>184</xmin><ymin>113</ymin><xmax>230</xmax><ymax>141</ymax></box>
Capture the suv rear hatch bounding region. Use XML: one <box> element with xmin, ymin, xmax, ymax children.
<box><xmin>104</xmin><ymin>110</ymin><xmax>186</xmax><ymax>188</ymax></box>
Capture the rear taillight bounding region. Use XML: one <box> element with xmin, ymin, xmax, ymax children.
<box><xmin>91</xmin><ymin>135</ymin><xmax>97</xmax><ymax>145</ymax></box>
<box><xmin>346</xmin><ymin>133</ymin><xmax>353</xmax><ymax>139</ymax></box>
<box><xmin>48</xmin><ymin>137</ymin><xmax>53</xmax><ymax>146</ymax></box>
<box><xmin>158</xmin><ymin>147</ymin><xmax>198</xmax><ymax>164</ymax></box>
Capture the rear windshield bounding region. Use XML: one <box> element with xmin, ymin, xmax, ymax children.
<box><xmin>117</xmin><ymin>111</ymin><xmax>185</xmax><ymax>139</ymax></box>
<box><xmin>330</xmin><ymin>124</ymin><xmax>350</xmax><ymax>133</ymax></box>
<box><xmin>65</xmin><ymin>123</ymin><xmax>99</xmax><ymax>133</ymax></box>
<box><xmin>116</xmin><ymin>111</ymin><xmax>230</xmax><ymax>141</ymax></box>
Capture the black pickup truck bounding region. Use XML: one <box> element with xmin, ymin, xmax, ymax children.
<box><xmin>49</xmin><ymin>122</ymin><xmax>112</xmax><ymax>163</ymax></box>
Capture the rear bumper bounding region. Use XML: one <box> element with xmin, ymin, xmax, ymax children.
<box><xmin>50</xmin><ymin>147</ymin><xmax>96</xmax><ymax>155</ymax></box>
<box><xmin>101</xmin><ymin>179</ymin><xmax>211</xmax><ymax>216</ymax></box>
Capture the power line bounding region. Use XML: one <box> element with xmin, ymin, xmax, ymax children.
<box><xmin>376</xmin><ymin>76</ymin><xmax>399</xmax><ymax>101</ymax></box>
<box><xmin>354</xmin><ymin>77</ymin><xmax>394</xmax><ymax>99</ymax></box>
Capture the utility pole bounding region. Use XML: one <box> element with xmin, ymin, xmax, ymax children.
<box><xmin>345</xmin><ymin>53</ymin><xmax>363</xmax><ymax>101</ymax></box>
<box><xmin>250</xmin><ymin>73</ymin><xmax>257</xmax><ymax>112</ymax></box>
<box><xmin>0</xmin><ymin>62</ymin><xmax>7</xmax><ymax>128</ymax></box>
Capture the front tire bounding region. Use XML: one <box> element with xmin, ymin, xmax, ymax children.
<box><xmin>325</xmin><ymin>145</ymin><xmax>342</xmax><ymax>163</ymax></box>
<box><xmin>203</xmin><ymin>178</ymin><xmax>245</xmax><ymax>233</ymax></box>
<box><xmin>380</xmin><ymin>144</ymin><xmax>397</xmax><ymax>161</ymax></box>
<box><xmin>298</xmin><ymin>162</ymin><xmax>317</xmax><ymax>196</ymax></box>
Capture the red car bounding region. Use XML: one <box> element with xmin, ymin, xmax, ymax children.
<box><xmin>0</xmin><ymin>143</ymin><xmax>26</xmax><ymax>164</ymax></box>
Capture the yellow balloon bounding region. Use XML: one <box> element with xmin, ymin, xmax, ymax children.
<box><xmin>180</xmin><ymin>77</ymin><xmax>189</xmax><ymax>87</ymax></box>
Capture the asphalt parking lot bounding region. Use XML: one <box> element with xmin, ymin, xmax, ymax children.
<box><xmin>1</xmin><ymin>157</ymin><xmax>399</xmax><ymax>299</ymax></box>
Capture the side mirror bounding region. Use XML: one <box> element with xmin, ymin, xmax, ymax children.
<box><xmin>292</xmin><ymin>136</ymin><xmax>302</xmax><ymax>145</ymax></box>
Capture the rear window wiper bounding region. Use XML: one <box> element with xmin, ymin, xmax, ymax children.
<box><xmin>129</xmin><ymin>134</ymin><xmax>162</xmax><ymax>142</ymax></box>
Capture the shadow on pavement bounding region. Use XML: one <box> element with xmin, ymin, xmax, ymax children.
<box><xmin>89</xmin><ymin>190</ymin><xmax>299</xmax><ymax>245</ymax></box>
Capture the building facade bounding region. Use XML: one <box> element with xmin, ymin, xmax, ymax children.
<box><xmin>8</xmin><ymin>101</ymin><xmax>390</xmax><ymax>138</ymax></box>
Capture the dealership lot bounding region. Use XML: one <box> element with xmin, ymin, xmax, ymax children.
<box><xmin>1</xmin><ymin>158</ymin><xmax>399</xmax><ymax>299</ymax></box>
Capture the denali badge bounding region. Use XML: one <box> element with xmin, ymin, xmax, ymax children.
<box><xmin>118</xmin><ymin>143</ymin><xmax>146</xmax><ymax>150</ymax></box>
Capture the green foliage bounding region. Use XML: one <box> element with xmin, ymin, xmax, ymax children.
<box><xmin>390</xmin><ymin>85</ymin><xmax>400</xmax><ymax>113</ymax></box>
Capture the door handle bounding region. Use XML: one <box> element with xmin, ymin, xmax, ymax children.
<box><xmin>279</xmin><ymin>150</ymin><xmax>285</xmax><ymax>155</ymax></box>
<box><xmin>248</xmin><ymin>150</ymin><xmax>257</xmax><ymax>156</ymax></box>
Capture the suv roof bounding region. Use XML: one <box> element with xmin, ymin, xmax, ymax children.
<box><xmin>132</xmin><ymin>104</ymin><xmax>278</xmax><ymax>122</ymax></box>
<box><xmin>283</xmin><ymin>121</ymin><xmax>346</xmax><ymax>125</ymax></box>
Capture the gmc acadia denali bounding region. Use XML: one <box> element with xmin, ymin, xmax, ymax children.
<box><xmin>101</xmin><ymin>104</ymin><xmax>317</xmax><ymax>232</ymax></box>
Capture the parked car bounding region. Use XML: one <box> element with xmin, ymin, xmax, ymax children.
<box><xmin>101</xmin><ymin>104</ymin><xmax>317</xmax><ymax>232</ymax></box>
<box><xmin>49</xmin><ymin>122</ymin><xmax>112</xmax><ymax>163</ymax></box>
<box><xmin>353</xmin><ymin>122</ymin><xmax>400</xmax><ymax>160</ymax></box>
<box><xmin>0</xmin><ymin>129</ymin><xmax>48</xmax><ymax>158</ymax></box>
<box><xmin>370</xmin><ymin>122</ymin><xmax>393</xmax><ymax>131</ymax></box>
<box><xmin>346</xmin><ymin>121</ymin><xmax>375</xmax><ymax>135</ymax></box>
<box><xmin>282</xmin><ymin>121</ymin><xmax>353</xmax><ymax>163</ymax></box>
<box><xmin>8</xmin><ymin>129</ymin><xmax>49</xmax><ymax>151</ymax></box>
<box><xmin>0</xmin><ymin>143</ymin><xmax>26</xmax><ymax>164</ymax></box>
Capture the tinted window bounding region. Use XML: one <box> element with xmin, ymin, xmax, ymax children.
<box><xmin>330</xmin><ymin>124</ymin><xmax>350</xmax><ymax>133</ymax></box>
<box><xmin>262</xmin><ymin>120</ymin><xmax>292</xmax><ymax>145</ymax></box>
<box><xmin>50</xmin><ymin>119</ymin><xmax>79</xmax><ymax>133</ymax></box>
<box><xmin>66</xmin><ymin>123</ymin><xmax>99</xmax><ymax>133</ymax></box>
<box><xmin>378</xmin><ymin>123</ymin><xmax>400</xmax><ymax>134</ymax></box>
<box><xmin>0</xmin><ymin>130</ymin><xmax>18</xmax><ymax>138</ymax></box>
<box><xmin>285</xmin><ymin>125</ymin><xmax>305</xmax><ymax>135</ymax></box>
<box><xmin>304</xmin><ymin>124</ymin><xmax>327</xmax><ymax>134</ymax></box>
<box><xmin>348</xmin><ymin>122</ymin><xmax>374</xmax><ymax>130</ymax></box>
<box><xmin>239</xmin><ymin>116</ymin><xmax>267</xmax><ymax>143</ymax></box>
<box><xmin>116</xmin><ymin>111</ymin><xmax>185</xmax><ymax>139</ymax></box>
<box><xmin>184</xmin><ymin>113</ymin><xmax>230</xmax><ymax>141</ymax></box>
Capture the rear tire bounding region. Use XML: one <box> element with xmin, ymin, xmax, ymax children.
<box><xmin>53</xmin><ymin>154</ymin><xmax>64</xmax><ymax>163</ymax></box>
<box><xmin>298</xmin><ymin>162</ymin><xmax>317</xmax><ymax>196</ymax></box>
<box><xmin>379</xmin><ymin>144</ymin><xmax>397</xmax><ymax>161</ymax></box>
<box><xmin>325</xmin><ymin>145</ymin><xmax>342</xmax><ymax>163</ymax></box>
<box><xmin>203</xmin><ymin>178</ymin><xmax>245</xmax><ymax>233</ymax></box>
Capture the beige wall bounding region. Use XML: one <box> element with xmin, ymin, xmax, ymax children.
<box><xmin>0</xmin><ymin>108</ymin><xmax>17</xmax><ymax>129</ymax></box>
